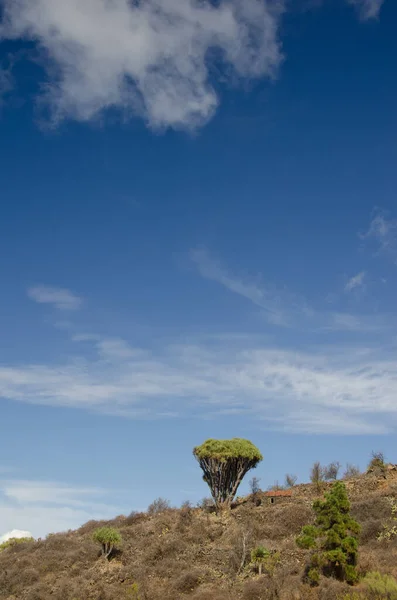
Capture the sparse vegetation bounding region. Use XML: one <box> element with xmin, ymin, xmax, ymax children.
<box><xmin>1</xmin><ymin>452</ymin><xmax>397</xmax><ymax>600</ymax></box>
<box><xmin>367</xmin><ymin>452</ymin><xmax>387</xmax><ymax>476</ymax></box>
<box><xmin>92</xmin><ymin>527</ymin><xmax>121</xmax><ymax>559</ymax></box>
<box><xmin>296</xmin><ymin>482</ymin><xmax>360</xmax><ymax>585</ymax></box>
<box><xmin>193</xmin><ymin>438</ymin><xmax>263</xmax><ymax>508</ymax></box>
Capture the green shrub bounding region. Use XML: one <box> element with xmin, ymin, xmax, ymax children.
<box><xmin>0</xmin><ymin>537</ymin><xmax>34</xmax><ymax>552</ymax></box>
<box><xmin>250</xmin><ymin>546</ymin><xmax>280</xmax><ymax>576</ymax></box>
<box><xmin>92</xmin><ymin>527</ymin><xmax>121</xmax><ymax>559</ymax></box>
<box><xmin>363</xmin><ymin>571</ymin><xmax>397</xmax><ymax>599</ymax></box>
<box><xmin>296</xmin><ymin>481</ymin><xmax>360</xmax><ymax>585</ymax></box>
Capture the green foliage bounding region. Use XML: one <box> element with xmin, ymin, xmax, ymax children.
<box><xmin>92</xmin><ymin>527</ymin><xmax>121</xmax><ymax>559</ymax></box>
<box><xmin>0</xmin><ymin>537</ymin><xmax>34</xmax><ymax>552</ymax></box>
<box><xmin>363</xmin><ymin>571</ymin><xmax>397</xmax><ymax>599</ymax></box>
<box><xmin>377</xmin><ymin>497</ymin><xmax>397</xmax><ymax>542</ymax></box>
<box><xmin>193</xmin><ymin>438</ymin><xmax>263</xmax><ymax>462</ymax></box>
<box><xmin>296</xmin><ymin>481</ymin><xmax>360</xmax><ymax>586</ymax></box>
<box><xmin>250</xmin><ymin>546</ymin><xmax>280</xmax><ymax>576</ymax></box>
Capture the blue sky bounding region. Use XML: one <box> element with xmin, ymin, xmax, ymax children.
<box><xmin>0</xmin><ymin>0</ymin><xmax>396</xmax><ymax>538</ymax></box>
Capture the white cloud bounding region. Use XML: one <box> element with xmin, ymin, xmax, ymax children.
<box><xmin>0</xmin><ymin>529</ymin><xmax>32</xmax><ymax>543</ymax></box>
<box><xmin>361</xmin><ymin>211</ymin><xmax>397</xmax><ymax>264</ymax></box>
<box><xmin>345</xmin><ymin>271</ymin><xmax>366</xmax><ymax>292</ymax></box>
<box><xmin>0</xmin><ymin>0</ymin><xmax>284</xmax><ymax>130</ymax></box>
<box><xmin>0</xmin><ymin>331</ymin><xmax>397</xmax><ymax>434</ymax></box>
<box><xmin>190</xmin><ymin>247</ymin><xmax>313</xmax><ymax>328</ymax></box>
<box><xmin>347</xmin><ymin>0</ymin><xmax>384</xmax><ymax>20</ymax></box>
<box><xmin>190</xmin><ymin>248</ymin><xmax>385</xmax><ymax>333</ymax></box>
<box><xmin>0</xmin><ymin>479</ymin><xmax>125</xmax><ymax>539</ymax></box>
<box><xmin>27</xmin><ymin>286</ymin><xmax>82</xmax><ymax>310</ymax></box>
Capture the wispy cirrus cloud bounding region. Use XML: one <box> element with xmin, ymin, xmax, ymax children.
<box><xmin>347</xmin><ymin>0</ymin><xmax>384</xmax><ymax>20</ymax></box>
<box><xmin>0</xmin><ymin>328</ymin><xmax>396</xmax><ymax>435</ymax></box>
<box><xmin>361</xmin><ymin>211</ymin><xmax>397</xmax><ymax>264</ymax></box>
<box><xmin>0</xmin><ymin>0</ymin><xmax>284</xmax><ymax>130</ymax></box>
<box><xmin>345</xmin><ymin>271</ymin><xmax>366</xmax><ymax>292</ymax></box>
<box><xmin>0</xmin><ymin>478</ymin><xmax>126</xmax><ymax>538</ymax></box>
<box><xmin>190</xmin><ymin>248</ymin><xmax>386</xmax><ymax>333</ymax></box>
<box><xmin>27</xmin><ymin>286</ymin><xmax>82</xmax><ymax>311</ymax></box>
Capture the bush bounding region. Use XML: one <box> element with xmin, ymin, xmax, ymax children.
<box><xmin>0</xmin><ymin>536</ymin><xmax>34</xmax><ymax>552</ymax></box>
<box><xmin>92</xmin><ymin>527</ymin><xmax>121</xmax><ymax>559</ymax></box>
<box><xmin>285</xmin><ymin>473</ymin><xmax>298</xmax><ymax>488</ymax></box>
<box><xmin>249</xmin><ymin>476</ymin><xmax>261</xmax><ymax>495</ymax></box>
<box><xmin>310</xmin><ymin>462</ymin><xmax>325</xmax><ymax>490</ymax></box>
<box><xmin>363</xmin><ymin>571</ymin><xmax>397</xmax><ymax>599</ymax></box>
<box><xmin>323</xmin><ymin>461</ymin><xmax>341</xmax><ymax>481</ymax></box>
<box><xmin>343</xmin><ymin>464</ymin><xmax>361</xmax><ymax>479</ymax></box>
<box><xmin>367</xmin><ymin>452</ymin><xmax>386</xmax><ymax>475</ymax></box>
<box><xmin>147</xmin><ymin>497</ymin><xmax>171</xmax><ymax>515</ymax></box>
<box><xmin>250</xmin><ymin>546</ymin><xmax>280</xmax><ymax>576</ymax></box>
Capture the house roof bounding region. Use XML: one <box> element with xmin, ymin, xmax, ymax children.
<box><xmin>263</xmin><ymin>490</ymin><xmax>292</xmax><ymax>498</ymax></box>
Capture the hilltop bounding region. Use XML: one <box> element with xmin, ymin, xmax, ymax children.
<box><xmin>1</xmin><ymin>467</ymin><xmax>397</xmax><ymax>600</ymax></box>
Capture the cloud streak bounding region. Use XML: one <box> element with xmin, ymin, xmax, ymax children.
<box><xmin>0</xmin><ymin>0</ymin><xmax>284</xmax><ymax>130</ymax></box>
<box><xmin>347</xmin><ymin>0</ymin><xmax>384</xmax><ymax>20</ymax></box>
<box><xmin>345</xmin><ymin>271</ymin><xmax>366</xmax><ymax>292</ymax></box>
<box><xmin>361</xmin><ymin>211</ymin><xmax>397</xmax><ymax>264</ymax></box>
<box><xmin>27</xmin><ymin>286</ymin><xmax>82</xmax><ymax>310</ymax></box>
<box><xmin>0</xmin><ymin>331</ymin><xmax>396</xmax><ymax>435</ymax></box>
<box><xmin>190</xmin><ymin>248</ymin><xmax>386</xmax><ymax>333</ymax></box>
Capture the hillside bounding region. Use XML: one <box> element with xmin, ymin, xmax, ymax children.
<box><xmin>2</xmin><ymin>469</ymin><xmax>397</xmax><ymax>600</ymax></box>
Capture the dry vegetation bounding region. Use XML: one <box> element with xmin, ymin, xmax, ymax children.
<box><xmin>2</xmin><ymin>471</ymin><xmax>397</xmax><ymax>600</ymax></box>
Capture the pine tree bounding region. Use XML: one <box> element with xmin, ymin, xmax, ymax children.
<box><xmin>296</xmin><ymin>481</ymin><xmax>360</xmax><ymax>585</ymax></box>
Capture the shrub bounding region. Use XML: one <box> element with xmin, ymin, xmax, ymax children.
<box><xmin>147</xmin><ymin>497</ymin><xmax>171</xmax><ymax>515</ymax></box>
<box><xmin>377</xmin><ymin>498</ymin><xmax>397</xmax><ymax>542</ymax></box>
<box><xmin>363</xmin><ymin>571</ymin><xmax>397</xmax><ymax>599</ymax></box>
<box><xmin>310</xmin><ymin>462</ymin><xmax>325</xmax><ymax>490</ymax></box>
<box><xmin>250</xmin><ymin>546</ymin><xmax>280</xmax><ymax>576</ymax></box>
<box><xmin>0</xmin><ymin>536</ymin><xmax>34</xmax><ymax>552</ymax></box>
<box><xmin>285</xmin><ymin>473</ymin><xmax>298</xmax><ymax>488</ymax></box>
<box><xmin>367</xmin><ymin>452</ymin><xmax>386</xmax><ymax>475</ymax></box>
<box><xmin>324</xmin><ymin>461</ymin><xmax>341</xmax><ymax>481</ymax></box>
<box><xmin>343</xmin><ymin>464</ymin><xmax>361</xmax><ymax>479</ymax></box>
<box><xmin>296</xmin><ymin>481</ymin><xmax>360</xmax><ymax>585</ymax></box>
<box><xmin>92</xmin><ymin>527</ymin><xmax>121</xmax><ymax>559</ymax></box>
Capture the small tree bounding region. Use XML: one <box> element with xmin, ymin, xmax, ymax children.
<box><xmin>323</xmin><ymin>461</ymin><xmax>341</xmax><ymax>481</ymax></box>
<box><xmin>250</xmin><ymin>546</ymin><xmax>280</xmax><ymax>576</ymax></box>
<box><xmin>92</xmin><ymin>527</ymin><xmax>121</xmax><ymax>559</ymax></box>
<box><xmin>249</xmin><ymin>476</ymin><xmax>261</xmax><ymax>495</ymax></box>
<box><xmin>310</xmin><ymin>461</ymin><xmax>325</xmax><ymax>490</ymax></box>
<box><xmin>343</xmin><ymin>464</ymin><xmax>361</xmax><ymax>479</ymax></box>
<box><xmin>193</xmin><ymin>438</ymin><xmax>263</xmax><ymax>509</ymax></box>
<box><xmin>285</xmin><ymin>473</ymin><xmax>298</xmax><ymax>488</ymax></box>
<box><xmin>147</xmin><ymin>497</ymin><xmax>170</xmax><ymax>515</ymax></box>
<box><xmin>296</xmin><ymin>481</ymin><xmax>360</xmax><ymax>585</ymax></box>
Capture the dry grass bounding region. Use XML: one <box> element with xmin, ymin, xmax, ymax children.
<box><xmin>2</xmin><ymin>476</ymin><xmax>397</xmax><ymax>599</ymax></box>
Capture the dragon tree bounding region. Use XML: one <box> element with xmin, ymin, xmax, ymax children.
<box><xmin>193</xmin><ymin>438</ymin><xmax>263</xmax><ymax>509</ymax></box>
